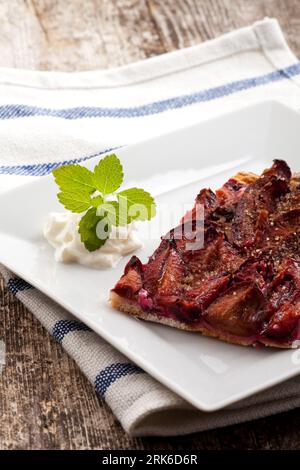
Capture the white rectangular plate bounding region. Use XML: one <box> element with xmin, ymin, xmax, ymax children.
<box><xmin>1</xmin><ymin>100</ymin><xmax>300</xmax><ymax>411</ymax></box>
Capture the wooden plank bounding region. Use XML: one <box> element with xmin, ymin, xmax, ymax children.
<box><xmin>0</xmin><ymin>0</ymin><xmax>299</xmax><ymax>71</ymax></box>
<box><xmin>1</xmin><ymin>0</ymin><xmax>300</xmax><ymax>450</ymax></box>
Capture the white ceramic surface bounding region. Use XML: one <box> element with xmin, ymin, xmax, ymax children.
<box><xmin>1</xmin><ymin>100</ymin><xmax>300</xmax><ymax>411</ymax></box>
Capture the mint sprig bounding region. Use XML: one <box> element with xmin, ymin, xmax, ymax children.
<box><xmin>52</xmin><ymin>154</ymin><xmax>156</xmax><ymax>252</ymax></box>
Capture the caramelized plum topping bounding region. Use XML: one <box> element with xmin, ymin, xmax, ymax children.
<box><xmin>112</xmin><ymin>160</ymin><xmax>300</xmax><ymax>347</ymax></box>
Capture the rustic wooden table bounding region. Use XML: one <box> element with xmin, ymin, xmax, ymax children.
<box><xmin>1</xmin><ymin>0</ymin><xmax>300</xmax><ymax>450</ymax></box>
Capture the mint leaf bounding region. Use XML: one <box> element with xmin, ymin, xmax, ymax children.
<box><xmin>91</xmin><ymin>195</ymin><xmax>104</xmax><ymax>208</ymax></box>
<box><xmin>93</xmin><ymin>154</ymin><xmax>123</xmax><ymax>195</ymax></box>
<box><xmin>117</xmin><ymin>188</ymin><xmax>156</xmax><ymax>221</ymax></box>
<box><xmin>78</xmin><ymin>207</ymin><xmax>111</xmax><ymax>252</ymax></box>
<box><xmin>53</xmin><ymin>164</ymin><xmax>96</xmax><ymax>194</ymax></box>
<box><xmin>58</xmin><ymin>191</ymin><xmax>92</xmax><ymax>213</ymax></box>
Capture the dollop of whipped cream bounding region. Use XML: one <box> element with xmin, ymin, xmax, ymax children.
<box><xmin>43</xmin><ymin>212</ymin><xmax>143</xmax><ymax>268</ymax></box>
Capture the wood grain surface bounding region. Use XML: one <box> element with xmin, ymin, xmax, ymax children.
<box><xmin>1</xmin><ymin>0</ymin><xmax>300</xmax><ymax>450</ymax></box>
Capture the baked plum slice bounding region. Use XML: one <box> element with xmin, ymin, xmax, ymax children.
<box><xmin>261</xmin><ymin>260</ymin><xmax>300</xmax><ymax>344</ymax></box>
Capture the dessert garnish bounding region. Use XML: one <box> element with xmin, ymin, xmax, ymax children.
<box><xmin>44</xmin><ymin>154</ymin><xmax>156</xmax><ymax>268</ymax></box>
<box><xmin>52</xmin><ymin>153</ymin><xmax>156</xmax><ymax>252</ymax></box>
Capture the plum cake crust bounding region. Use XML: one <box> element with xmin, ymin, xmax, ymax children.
<box><xmin>110</xmin><ymin>160</ymin><xmax>300</xmax><ymax>348</ymax></box>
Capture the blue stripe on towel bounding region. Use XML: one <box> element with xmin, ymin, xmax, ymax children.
<box><xmin>1</xmin><ymin>62</ymin><xmax>300</xmax><ymax>177</ymax></box>
<box><xmin>95</xmin><ymin>363</ymin><xmax>144</xmax><ymax>396</ymax></box>
<box><xmin>0</xmin><ymin>146</ymin><xmax>119</xmax><ymax>176</ymax></box>
<box><xmin>52</xmin><ymin>319</ymin><xmax>91</xmax><ymax>343</ymax></box>
<box><xmin>7</xmin><ymin>277</ymin><xmax>33</xmax><ymax>294</ymax></box>
<box><xmin>0</xmin><ymin>62</ymin><xmax>299</xmax><ymax>122</ymax></box>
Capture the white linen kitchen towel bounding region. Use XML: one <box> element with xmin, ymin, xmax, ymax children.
<box><xmin>1</xmin><ymin>17</ymin><xmax>300</xmax><ymax>436</ymax></box>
